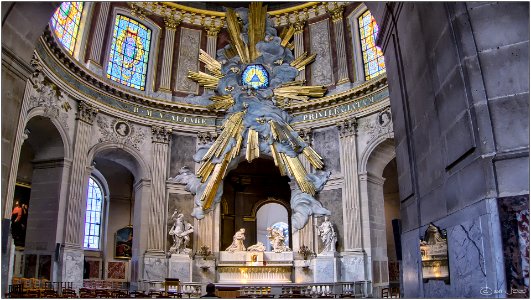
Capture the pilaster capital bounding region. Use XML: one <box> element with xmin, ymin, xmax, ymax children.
<box><xmin>151</xmin><ymin>125</ymin><xmax>172</xmax><ymax>144</ymax></box>
<box><xmin>297</xmin><ymin>128</ymin><xmax>313</xmax><ymax>145</ymax></box>
<box><xmin>130</xmin><ymin>4</ymin><xmax>149</xmax><ymax>20</ymax></box>
<box><xmin>337</xmin><ymin>118</ymin><xmax>357</xmax><ymax>138</ymax></box>
<box><xmin>205</xmin><ymin>25</ymin><xmax>222</xmax><ymax>37</ymax></box>
<box><xmin>294</xmin><ymin>21</ymin><xmax>306</xmax><ymax>34</ymax></box>
<box><xmin>76</xmin><ymin>100</ymin><xmax>98</xmax><ymax>125</ymax></box>
<box><xmin>197</xmin><ymin>131</ymin><xmax>216</xmax><ymax>145</ymax></box>
<box><xmin>329</xmin><ymin>6</ymin><xmax>344</xmax><ymax>23</ymax></box>
<box><xmin>164</xmin><ymin>17</ymin><xmax>181</xmax><ymax>30</ymax></box>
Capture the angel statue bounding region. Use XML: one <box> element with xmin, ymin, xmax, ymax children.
<box><xmin>267</xmin><ymin>227</ymin><xmax>290</xmax><ymax>253</ymax></box>
<box><xmin>174</xmin><ymin>3</ymin><xmax>332</xmax><ymax>230</ymax></box>
<box><xmin>169</xmin><ymin>210</ymin><xmax>194</xmax><ymax>254</ymax></box>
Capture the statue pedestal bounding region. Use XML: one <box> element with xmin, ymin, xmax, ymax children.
<box><xmin>192</xmin><ymin>259</ymin><xmax>216</xmax><ymax>284</ymax></box>
<box><xmin>294</xmin><ymin>259</ymin><xmax>314</xmax><ymax>283</ymax></box>
<box><xmin>168</xmin><ymin>254</ymin><xmax>192</xmax><ymax>282</ymax></box>
<box><xmin>313</xmin><ymin>252</ymin><xmax>340</xmax><ymax>283</ymax></box>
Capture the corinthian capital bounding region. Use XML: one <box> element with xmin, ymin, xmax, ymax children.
<box><xmin>76</xmin><ymin>101</ymin><xmax>98</xmax><ymax>125</ymax></box>
<box><xmin>206</xmin><ymin>26</ymin><xmax>221</xmax><ymax>37</ymax></box>
<box><xmin>152</xmin><ymin>125</ymin><xmax>172</xmax><ymax>144</ymax></box>
<box><xmin>337</xmin><ymin>118</ymin><xmax>357</xmax><ymax>138</ymax></box>
<box><xmin>330</xmin><ymin>6</ymin><xmax>344</xmax><ymax>22</ymax></box>
<box><xmin>164</xmin><ymin>17</ymin><xmax>181</xmax><ymax>29</ymax></box>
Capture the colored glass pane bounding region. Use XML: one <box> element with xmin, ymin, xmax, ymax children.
<box><xmin>358</xmin><ymin>10</ymin><xmax>386</xmax><ymax>80</ymax></box>
<box><xmin>84</xmin><ymin>177</ymin><xmax>103</xmax><ymax>250</ymax></box>
<box><xmin>50</xmin><ymin>2</ymin><xmax>84</xmax><ymax>54</ymax></box>
<box><xmin>106</xmin><ymin>15</ymin><xmax>152</xmax><ymax>91</ymax></box>
<box><xmin>242</xmin><ymin>64</ymin><xmax>269</xmax><ymax>89</ymax></box>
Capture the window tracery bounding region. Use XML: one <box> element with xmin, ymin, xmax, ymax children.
<box><xmin>50</xmin><ymin>2</ymin><xmax>84</xmax><ymax>55</ymax></box>
<box><xmin>84</xmin><ymin>177</ymin><xmax>103</xmax><ymax>250</ymax></box>
<box><xmin>358</xmin><ymin>10</ymin><xmax>386</xmax><ymax>80</ymax></box>
<box><xmin>106</xmin><ymin>14</ymin><xmax>152</xmax><ymax>91</ymax></box>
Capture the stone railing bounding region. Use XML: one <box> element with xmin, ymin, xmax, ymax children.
<box><xmin>233</xmin><ymin>281</ymin><xmax>372</xmax><ymax>298</ymax></box>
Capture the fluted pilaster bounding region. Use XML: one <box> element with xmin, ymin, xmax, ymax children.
<box><xmin>331</xmin><ymin>7</ymin><xmax>350</xmax><ymax>85</ymax></box>
<box><xmin>147</xmin><ymin>126</ymin><xmax>172</xmax><ymax>252</ymax></box>
<box><xmin>88</xmin><ymin>2</ymin><xmax>111</xmax><ymax>66</ymax></box>
<box><xmin>296</xmin><ymin>128</ymin><xmax>315</xmax><ymax>252</ymax></box>
<box><xmin>337</xmin><ymin>118</ymin><xmax>362</xmax><ymax>251</ymax></box>
<box><xmin>205</xmin><ymin>26</ymin><xmax>221</xmax><ymax>58</ymax></box>
<box><xmin>64</xmin><ymin>101</ymin><xmax>98</xmax><ymax>245</ymax></box>
<box><xmin>294</xmin><ymin>21</ymin><xmax>306</xmax><ymax>82</ymax></box>
<box><xmin>159</xmin><ymin>18</ymin><xmax>179</xmax><ymax>91</ymax></box>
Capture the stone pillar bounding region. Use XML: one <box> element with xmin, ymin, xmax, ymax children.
<box><xmin>358</xmin><ymin>172</ymin><xmax>372</xmax><ymax>280</ymax></box>
<box><xmin>147</xmin><ymin>126</ymin><xmax>172</xmax><ymax>253</ymax></box>
<box><xmin>87</xmin><ymin>2</ymin><xmax>110</xmax><ymax>71</ymax></box>
<box><xmin>62</xmin><ymin>100</ymin><xmax>98</xmax><ymax>287</ymax></box>
<box><xmin>293</xmin><ymin>21</ymin><xmax>306</xmax><ymax>82</ymax></box>
<box><xmin>159</xmin><ymin>18</ymin><xmax>179</xmax><ymax>92</ymax></box>
<box><xmin>337</xmin><ymin>118</ymin><xmax>362</xmax><ymax>251</ymax></box>
<box><xmin>330</xmin><ymin>6</ymin><xmax>350</xmax><ymax>85</ymax></box>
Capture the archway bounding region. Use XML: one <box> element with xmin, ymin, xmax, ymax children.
<box><xmin>11</xmin><ymin>116</ymin><xmax>67</xmax><ymax>281</ymax></box>
<box><xmin>220</xmin><ymin>158</ymin><xmax>291</xmax><ymax>251</ymax></box>
<box><xmin>360</xmin><ymin>137</ymin><xmax>397</xmax><ymax>296</ymax></box>
<box><xmin>86</xmin><ymin>145</ymin><xmax>150</xmax><ymax>283</ymax></box>
<box><xmin>256</xmin><ymin>203</ymin><xmax>290</xmax><ymax>251</ymax></box>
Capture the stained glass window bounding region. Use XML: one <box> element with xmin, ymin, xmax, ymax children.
<box><xmin>242</xmin><ymin>64</ymin><xmax>269</xmax><ymax>89</ymax></box>
<box><xmin>106</xmin><ymin>15</ymin><xmax>152</xmax><ymax>91</ymax></box>
<box><xmin>358</xmin><ymin>10</ymin><xmax>386</xmax><ymax>80</ymax></box>
<box><xmin>50</xmin><ymin>2</ymin><xmax>84</xmax><ymax>55</ymax></box>
<box><xmin>84</xmin><ymin>177</ymin><xmax>103</xmax><ymax>250</ymax></box>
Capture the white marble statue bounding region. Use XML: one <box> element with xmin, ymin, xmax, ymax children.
<box><xmin>169</xmin><ymin>210</ymin><xmax>194</xmax><ymax>254</ymax></box>
<box><xmin>316</xmin><ymin>216</ymin><xmax>337</xmax><ymax>254</ymax></box>
<box><xmin>226</xmin><ymin>228</ymin><xmax>246</xmax><ymax>252</ymax></box>
<box><xmin>247</xmin><ymin>242</ymin><xmax>266</xmax><ymax>252</ymax></box>
<box><xmin>267</xmin><ymin>227</ymin><xmax>290</xmax><ymax>253</ymax></box>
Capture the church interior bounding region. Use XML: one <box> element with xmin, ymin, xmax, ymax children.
<box><xmin>1</xmin><ymin>1</ymin><xmax>529</xmax><ymax>298</ymax></box>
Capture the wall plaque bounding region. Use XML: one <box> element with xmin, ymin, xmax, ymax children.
<box><xmin>420</xmin><ymin>223</ymin><xmax>450</xmax><ymax>283</ymax></box>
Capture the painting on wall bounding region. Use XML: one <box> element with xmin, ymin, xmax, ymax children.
<box><xmin>115</xmin><ymin>226</ymin><xmax>132</xmax><ymax>259</ymax></box>
<box><xmin>87</xmin><ymin>260</ymin><xmax>101</xmax><ymax>279</ymax></box>
<box><xmin>107</xmin><ymin>261</ymin><xmax>126</xmax><ymax>280</ymax></box>
<box><xmin>12</xmin><ymin>184</ymin><xmax>31</xmax><ymax>248</ymax></box>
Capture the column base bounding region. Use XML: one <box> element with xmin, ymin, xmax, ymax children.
<box><xmin>168</xmin><ymin>254</ymin><xmax>192</xmax><ymax>282</ymax></box>
<box><xmin>60</xmin><ymin>245</ymin><xmax>84</xmax><ymax>289</ymax></box>
<box><xmin>340</xmin><ymin>251</ymin><xmax>368</xmax><ymax>281</ymax></box>
<box><xmin>313</xmin><ymin>252</ymin><xmax>341</xmax><ymax>283</ymax></box>
<box><xmin>142</xmin><ymin>252</ymin><xmax>168</xmax><ymax>281</ymax></box>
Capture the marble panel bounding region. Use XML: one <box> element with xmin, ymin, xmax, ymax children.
<box><xmin>62</xmin><ymin>250</ymin><xmax>83</xmax><ymax>289</ymax></box>
<box><xmin>38</xmin><ymin>255</ymin><xmax>51</xmax><ymax>280</ymax></box>
<box><xmin>312</xmin><ymin>128</ymin><xmax>341</xmax><ymax>174</ymax></box>
<box><xmin>309</xmin><ymin>19</ymin><xmax>334</xmax><ymax>86</ymax></box>
<box><xmin>143</xmin><ymin>256</ymin><xmax>167</xmax><ymax>281</ymax></box>
<box><xmin>263</xmin><ymin>252</ymin><xmax>294</xmax><ymax>262</ymax></box>
<box><xmin>107</xmin><ymin>261</ymin><xmax>126</xmax><ymax>280</ymax></box>
<box><xmin>175</xmin><ymin>27</ymin><xmax>201</xmax><ymax>94</ymax></box>
<box><xmin>341</xmin><ymin>254</ymin><xmax>366</xmax><ymax>282</ymax></box>
<box><xmin>169</xmin><ymin>134</ymin><xmax>197</xmax><ymax>178</ymax></box>
<box><xmin>192</xmin><ymin>259</ymin><xmax>216</xmax><ymax>283</ymax></box>
<box><xmin>23</xmin><ymin>254</ymin><xmax>37</xmax><ymax>278</ymax></box>
<box><xmin>294</xmin><ymin>260</ymin><xmax>314</xmax><ymax>283</ymax></box>
<box><xmin>313</xmin><ymin>255</ymin><xmax>340</xmax><ymax>283</ymax></box>
<box><xmin>219</xmin><ymin>251</ymin><xmax>247</xmax><ymax>263</ymax></box>
<box><xmin>315</xmin><ymin>188</ymin><xmax>343</xmax><ymax>252</ymax></box>
<box><xmin>168</xmin><ymin>254</ymin><xmax>192</xmax><ymax>282</ymax></box>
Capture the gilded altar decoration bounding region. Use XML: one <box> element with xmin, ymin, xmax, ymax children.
<box><xmin>420</xmin><ymin>223</ymin><xmax>450</xmax><ymax>283</ymax></box>
<box><xmin>177</xmin><ymin>3</ymin><xmax>332</xmax><ymax>230</ymax></box>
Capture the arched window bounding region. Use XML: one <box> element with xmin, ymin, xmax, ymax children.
<box><xmin>50</xmin><ymin>2</ymin><xmax>84</xmax><ymax>55</ymax></box>
<box><xmin>106</xmin><ymin>15</ymin><xmax>152</xmax><ymax>91</ymax></box>
<box><xmin>358</xmin><ymin>10</ymin><xmax>386</xmax><ymax>80</ymax></box>
<box><xmin>84</xmin><ymin>177</ymin><xmax>104</xmax><ymax>250</ymax></box>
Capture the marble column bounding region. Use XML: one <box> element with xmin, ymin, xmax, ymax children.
<box><xmin>330</xmin><ymin>7</ymin><xmax>350</xmax><ymax>85</ymax></box>
<box><xmin>337</xmin><ymin>118</ymin><xmax>362</xmax><ymax>251</ymax></box>
<box><xmin>159</xmin><ymin>18</ymin><xmax>179</xmax><ymax>92</ymax></box>
<box><xmin>62</xmin><ymin>100</ymin><xmax>98</xmax><ymax>287</ymax></box>
<box><xmin>293</xmin><ymin>21</ymin><xmax>306</xmax><ymax>82</ymax></box>
<box><xmin>147</xmin><ymin>126</ymin><xmax>172</xmax><ymax>253</ymax></box>
<box><xmin>87</xmin><ymin>2</ymin><xmax>110</xmax><ymax>71</ymax></box>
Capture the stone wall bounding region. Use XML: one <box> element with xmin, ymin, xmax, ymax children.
<box><xmin>367</xmin><ymin>2</ymin><xmax>529</xmax><ymax>297</ymax></box>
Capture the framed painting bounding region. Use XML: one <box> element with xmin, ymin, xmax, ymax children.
<box><xmin>115</xmin><ymin>226</ymin><xmax>133</xmax><ymax>259</ymax></box>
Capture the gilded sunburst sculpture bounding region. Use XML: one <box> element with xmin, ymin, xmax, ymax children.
<box><xmin>176</xmin><ymin>3</ymin><xmax>331</xmax><ymax>230</ymax></box>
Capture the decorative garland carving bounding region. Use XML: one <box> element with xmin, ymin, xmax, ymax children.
<box><xmin>76</xmin><ymin>100</ymin><xmax>98</xmax><ymax>125</ymax></box>
<box><xmin>337</xmin><ymin>118</ymin><xmax>357</xmax><ymax>138</ymax></box>
<box><xmin>97</xmin><ymin>116</ymin><xmax>147</xmax><ymax>150</ymax></box>
<box><xmin>358</xmin><ymin>108</ymin><xmax>393</xmax><ymax>142</ymax></box>
<box><xmin>197</xmin><ymin>132</ymin><xmax>216</xmax><ymax>145</ymax></box>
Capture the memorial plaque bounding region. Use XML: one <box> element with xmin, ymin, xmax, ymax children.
<box><xmin>420</xmin><ymin>223</ymin><xmax>450</xmax><ymax>283</ymax></box>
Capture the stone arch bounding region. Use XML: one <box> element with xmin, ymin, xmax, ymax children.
<box><xmin>24</xmin><ymin>108</ymin><xmax>73</xmax><ymax>160</ymax></box>
<box><xmin>87</xmin><ymin>141</ymin><xmax>151</xmax><ymax>182</ymax></box>
<box><xmin>359</xmin><ymin>132</ymin><xmax>395</xmax><ymax>175</ymax></box>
